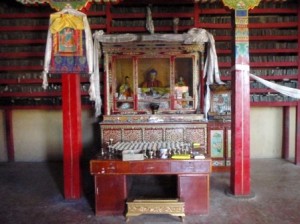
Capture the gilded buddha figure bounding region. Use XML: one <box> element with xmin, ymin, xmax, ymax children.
<box><xmin>119</xmin><ymin>76</ymin><xmax>132</xmax><ymax>99</ymax></box>
<box><xmin>141</xmin><ymin>69</ymin><xmax>162</xmax><ymax>88</ymax></box>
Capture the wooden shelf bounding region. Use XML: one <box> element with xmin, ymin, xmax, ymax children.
<box><xmin>0</xmin><ymin>65</ymin><xmax>43</xmax><ymax>71</ymax></box>
<box><xmin>0</xmin><ymin>77</ymin><xmax>90</xmax><ymax>84</ymax></box>
<box><xmin>0</xmin><ymin>91</ymin><xmax>89</xmax><ymax>97</ymax></box>
<box><xmin>214</xmin><ymin>36</ymin><xmax>232</xmax><ymax>41</ymax></box>
<box><xmin>199</xmin><ymin>22</ymin><xmax>298</xmax><ymax>29</ymax></box>
<box><xmin>90</xmin><ymin>24</ymin><xmax>107</xmax><ymax>30</ymax></box>
<box><xmin>249</xmin><ymin>35</ymin><xmax>298</xmax><ymax>41</ymax></box>
<box><xmin>251</xmin><ymin>102</ymin><xmax>298</xmax><ymax>107</ymax></box>
<box><xmin>109</xmin><ymin>25</ymin><xmax>193</xmax><ymax>33</ymax></box>
<box><xmin>111</xmin><ymin>12</ymin><xmax>194</xmax><ymax>19</ymax></box>
<box><xmin>249</xmin><ymin>8</ymin><xmax>297</xmax><ymax>15</ymax></box>
<box><xmin>0</xmin><ymin>105</ymin><xmax>93</xmax><ymax>110</ymax></box>
<box><xmin>199</xmin><ymin>9</ymin><xmax>230</xmax><ymax>15</ymax></box>
<box><xmin>0</xmin><ymin>52</ymin><xmax>44</xmax><ymax>58</ymax></box>
<box><xmin>219</xmin><ymin>49</ymin><xmax>298</xmax><ymax>55</ymax></box>
<box><xmin>199</xmin><ymin>8</ymin><xmax>298</xmax><ymax>16</ymax></box>
<box><xmin>250</xmin><ymin>49</ymin><xmax>298</xmax><ymax>54</ymax></box>
<box><xmin>221</xmin><ymin>75</ymin><xmax>298</xmax><ymax>82</ymax></box>
<box><xmin>0</xmin><ymin>12</ymin><xmax>51</xmax><ymax>19</ymax></box>
<box><xmin>249</xmin><ymin>22</ymin><xmax>298</xmax><ymax>29</ymax></box>
<box><xmin>250</xmin><ymin>62</ymin><xmax>298</xmax><ymax>68</ymax></box>
<box><xmin>251</xmin><ymin>75</ymin><xmax>298</xmax><ymax>80</ymax></box>
<box><xmin>0</xmin><ymin>26</ymin><xmax>49</xmax><ymax>31</ymax></box>
<box><xmin>198</xmin><ymin>23</ymin><xmax>232</xmax><ymax>29</ymax></box>
<box><xmin>0</xmin><ymin>1</ymin><xmax>299</xmax><ymax>110</ymax></box>
<box><xmin>0</xmin><ymin>39</ymin><xmax>46</xmax><ymax>45</ymax></box>
<box><xmin>86</xmin><ymin>11</ymin><xmax>106</xmax><ymax>17</ymax></box>
<box><xmin>251</xmin><ymin>88</ymin><xmax>276</xmax><ymax>94</ymax></box>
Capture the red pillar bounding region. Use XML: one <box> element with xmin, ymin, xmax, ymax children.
<box><xmin>230</xmin><ymin>10</ymin><xmax>251</xmax><ymax>196</ymax></box>
<box><xmin>282</xmin><ymin>107</ymin><xmax>290</xmax><ymax>160</ymax></box>
<box><xmin>4</xmin><ymin>109</ymin><xmax>14</xmax><ymax>162</ymax></box>
<box><xmin>62</xmin><ymin>73</ymin><xmax>82</xmax><ymax>199</ymax></box>
<box><xmin>296</xmin><ymin>2</ymin><xmax>300</xmax><ymax>165</ymax></box>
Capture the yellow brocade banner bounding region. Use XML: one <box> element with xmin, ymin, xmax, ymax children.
<box><xmin>50</xmin><ymin>14</ymin><xmax>84</xmax><ymax>34</ymax></box>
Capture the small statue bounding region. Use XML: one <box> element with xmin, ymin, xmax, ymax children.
<box><xmin>119</xmin><ymin>76</ymin><xmax>132</xmax><ymax>99</ymax></box>
<box><xmin>176</xmin><ymin>76</ymin><xmax>186</xmax><ymax>86</ymax></box>
<box><xmin>141</xmin><ymin>69</ymin><xmax>162</xmax><ymax>88</ymax></box>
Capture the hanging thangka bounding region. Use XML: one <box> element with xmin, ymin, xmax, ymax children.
<box><xmin>50</xmin><ymin>13</ymin><xmax>87</xmax><ymax>73</ymax></box>
<box><xmin>42</xmin><ymin>5</ymin><xmax>93</xmax><ymax>88</ymax></box>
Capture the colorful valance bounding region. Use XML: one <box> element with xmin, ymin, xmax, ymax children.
<box><xmin>50</xmin><ymin>14</ymin><xmax>84</xmax><ymax>33</ymax></box>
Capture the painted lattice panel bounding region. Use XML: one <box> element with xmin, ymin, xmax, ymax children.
<box><xmin>144</xmin><ymin>128</ymin><xmax>163</xmax><ymax>142</ymax></box>
<box><xmin>102</xmin><ymin>129</ymin><xmax>122</xmax><ymax>144</ymax></box>
<box><xmin>123</xmin><ymin>129</ymin><xmax>143</xmax><ymax>142</ymax></box>
<box><xmin>186</xmin><ymin>128</ymin><xmax>206</xmax><ymax>146</ymax></box>
<box><xmin>165</xmin><ymin>128</ymin><xmax>184</xmax><ymax>142</ymax></box>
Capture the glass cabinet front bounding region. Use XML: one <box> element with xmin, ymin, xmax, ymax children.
<box><xmin>110</xmin><ymin>53</ymin><xmax>199</xmax><ymax>115</ymax></box>
<box><xmin>113</xmin><ymin>57</ymin><xmax>135</xmax><ymax>111</ymax></box>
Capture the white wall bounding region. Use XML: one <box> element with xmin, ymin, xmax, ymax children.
<box><xmin>250</xmin><ymin>107</ymin><xmax>296</xmax><ymax>160</ymax></box>
<box><xmin>11</xmin><ymin>109</ymin><xmax>96</xmax><ymax>162</ymax></box>
<box><xmin>0</xmin><ymin>110</ymin><xmax>8</xmax><ymax>162</ymax></box>
<box><xmin>13</xmin><ymin>110</ymin><xmax>63</xmax><ymax>161</ymax></box>
<box><xmin>250</xmin><ymin>107</ymin><xmax>283</xmax><ymax>158</ymax></box>
<box><xmin>0</xmin><ymin>107</ymin><xmax>297</xmax><ymax>162</ymax></box>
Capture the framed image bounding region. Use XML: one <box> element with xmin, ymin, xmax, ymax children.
<box><xmin>210</xmin><ymin>130</ymin><xmax>224</xmax><ymax>158</ymax></box>
<box><xmin>210</xmin><ymin>90</ymin><xmax>231</xmax><ymax>115</ymax></box>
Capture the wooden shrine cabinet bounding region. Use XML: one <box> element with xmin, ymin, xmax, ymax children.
<box><xmin>98</xmin><ymin>33</ymin><xmax>208</xmax><ymax>147</ymax></box>
<box><xmin>102</xmin><ymin>43</ymin><xmax>203</xmax><ymax>116</ymax></box>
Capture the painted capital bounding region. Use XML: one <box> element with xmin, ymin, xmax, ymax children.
<box><xmin>16</xmin><ymin>0</ymin><xmax>121</xmax><ymax>10</ymax></box>
<box><xmin>222</xmin><ymin>0</ymin><xmax>261</xmax><ymax>10</ymax></box>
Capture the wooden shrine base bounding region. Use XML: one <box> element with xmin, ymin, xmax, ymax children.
<box><xmin>126</xmin><ymin>199</ymin><xmax>185</xmax><ymax>222</ymax></box>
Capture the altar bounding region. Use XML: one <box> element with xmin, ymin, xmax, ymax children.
<box><xmin>89</xmin><ymin>29</ymin><xmax>220</xmax><ymax>217</ymax></box>
<box><xmin>90</xmin><ymin>158</ymin><xmax>212</xmax><ymax>216</ymax></box>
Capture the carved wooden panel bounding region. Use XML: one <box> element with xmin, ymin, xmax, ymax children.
<box><xmin>186</xmin><ymin>127</ymin><xmax>206</xmax><ymax>146</ymax></box>
<box><xmin>102</xmin><ymin>129</ymin><xmax>122</xmax><ymax>145</ymax></box>
<box><xmin>144</xmin><ymin>128</ymin><xmax>164</xmax><ymax>142</ymax></box>
<box><xmin>165</xmin><ymin>128</ymin><xmax>184</xmax><ymax>142</ymax></box>
<box><xmin>123</xmin><ymin>128</ymin><xmax>142</xmax><ymax>142</ymax></box>
<box><xmin>100</xmin><ymin>123</ymin><xmax>207</xmax><ymax>149</ymax></box>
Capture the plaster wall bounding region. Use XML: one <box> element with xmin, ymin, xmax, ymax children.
<box><xmin>250</xmin><ymin>107</ymin><xmax>296</xmax><ymax>159</ymax></box>
<box><xmin>12</xmin><ymin>109</ymin><xmax>96</xmax><ymax>162</ymax></box>
<box><xmin>0</xmin><ymin>110</ymin><xmax>7</xmax><ymax>162</ymax></box>
<box><xmin>250</xmin><ymin>107</ymin><xmax>282</xmax><ymax>158</ymax></box>
<box><xmin>0</xmin><ymin>107</ymin><xmax>297</xmax><ymax>162</ymax></box>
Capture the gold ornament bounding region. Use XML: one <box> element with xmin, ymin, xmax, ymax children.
<box><xmin>222</xmin><ymin>0</ymin><xmax>261</xmax><ymax>10</ymax></box>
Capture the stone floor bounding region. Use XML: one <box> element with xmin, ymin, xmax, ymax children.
<box><xmin>0</xmin><ymin>159</ymin><xmax>300</xmax><ymax>224</ymax></box>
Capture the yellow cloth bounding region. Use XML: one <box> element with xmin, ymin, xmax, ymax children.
<box><xmin>50</xmin><ymin>14</ymin><xmax>84</xmax><ymax>34</ymax></box>
<box><xmin>171</xmin><ymin>154</ymin><xmax>191</xmax><ymax>160</ymax></box>
<box><xmin>141</xmin><ymin>87</ymin><xmax>169</xmax><ymax>94</ymax></box>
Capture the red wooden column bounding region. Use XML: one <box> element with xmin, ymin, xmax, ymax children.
<box><xmin>62</xmin><ymin>73</ymin><xmax>82</xmax><ymax>199</ymax></box>
<box><xmin>230</xmin><ymin>9</ymin><xmax>251</xmax><ymax>196</ymax></box>
<box><xmin>282</xmin><ymin>107</ymin><xmax>290</xmax><ymax>160</ymax></box>
<box><xmin>296</xmin><ymin>2</ymin><xmax>300</xmax><ymax>166</ymax></box>
<box><xmin>4</xmin><ymin>109</ymin><xmax>14</xmax><ymax>162</ymax></box>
